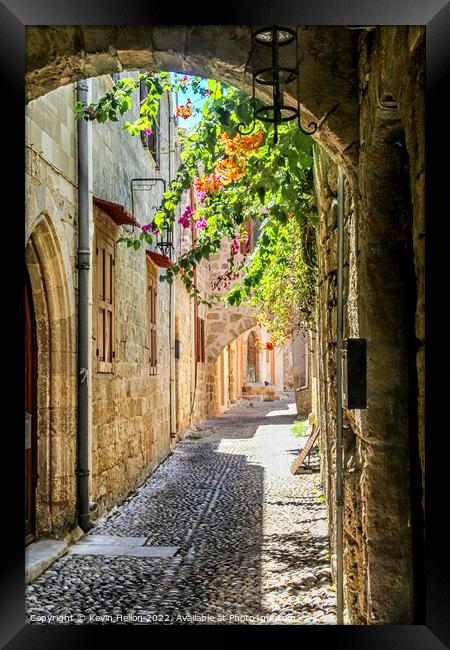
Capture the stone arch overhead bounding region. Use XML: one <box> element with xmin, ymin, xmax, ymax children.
<box><xmin>26</xmin><ymin>25</ymin><xmax>359</xmax><ymax>175</ymax></box>
<box><xmin>206</xmin><ymin>304</ymin><xmax>257</xmax><ymax>363</ymax></box>
<box><xmin>25</xmin><ymin>213</ymin><xmax>77</xmax><ymax>537</ymax></box>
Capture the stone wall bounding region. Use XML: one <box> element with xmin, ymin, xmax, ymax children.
<box><xmin>25</xmin><ymin>84</ymin><xmax>79</xmax><ymax>538</ymax></box>
<box><xmin>310</xmin><ymin>26</ymin><xmax>424</xmax><ymax>624</ymax></box>
<box><xmin>90</xmin><ymin>206</ymin><xmax>172</xmax><ymax>518</ymax></box>
<box><xmin>88</xmin><ymin>74</ymin><xmax>179</xmax><ymax>517</ymax></box>
<box><xmin>24</xmin><ymin>75</ymin><xmax>199</xmax><ymax>536</ymax></box>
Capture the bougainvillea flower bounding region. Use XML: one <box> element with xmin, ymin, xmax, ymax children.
<box><xmin>197</xmin><ymin>190</ymin><xmax>207</xmax><ymax>204</ymax></box>
<box><xmin>142</xmin><ymin>223</ymin><xmax>160</xmax><ymax>235</ymax></box>
<box><xmin>266</xmin><ymin>340</ymin><xmax>276</xmax><ymax>350</ymax></box>
<box><xmin>194</xmin><ymin>173</ymin><xmax>223</xmax><ymax>194</ymax></box>
<box><xmin>178</xmin><ymin>205</ymin><xmax>195</xmax><ymax>228</ymax></box>
<box><xmin>144</xmin><ymin>127</ymin><xmax>152</xmax><ymax>135</ymax></box>
<box><xmin>214</xmin><ymin>158</ymin><xmax>246</xmax><ymax>185</ymax></box>
<box><xmin>175</xmin><ymin>98</ymin><xmax>193</xmax><ymax>119</ymax></box>
<box><xmin>232</xmin><ymin>237</ymin><xmax>240</xmax><ymax>253</ymax></box>
<box><xmin>195</xmin><ymin>218</ymin><xmax>208</xmax><ymax>230</ymax></box>
<box><xmin>182</xmin><ymin>75</ymin><xmax>189</xmax><ymax>82</ymax></box>
<box><xmin>219</xmin><ymin>131</ymin><xmax>263</xmax><ymax>158</ymax></box>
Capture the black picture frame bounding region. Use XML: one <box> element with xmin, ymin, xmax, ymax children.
<box><xmin>2</xmin><ymin>0</ymin><xmax>449</xmax><ymax>647</ymax></box>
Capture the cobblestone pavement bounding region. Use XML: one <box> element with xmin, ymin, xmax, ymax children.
<box><xmin>26</xmin><ymin>398</ymin><xmax>336</xmax><ymax>625</ymax></box>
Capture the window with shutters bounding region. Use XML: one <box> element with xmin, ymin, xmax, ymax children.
<box><xmin>196</xmin><ymin>316</ymin><xmax>205</xmax><ymax>363</ymax></box>
<box><xmin>95</xmin><ymin>230</ymin><xmax>115</xmax><ymax>373</ymax></box>
<box><xmin>147</xmin><ymin>262</ymin><xmax>158</xmax><ymax>375</ymax></box>
<box><xmin>140</xmin><ymin>77</ymin><xmax>161</xmax><ymax>167</ymax></box>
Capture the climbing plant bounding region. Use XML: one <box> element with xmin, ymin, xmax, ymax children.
<box><xmin>75</xmin><ymin>71</ymin><xmax>318</xmax><ymax>336</ymax></box>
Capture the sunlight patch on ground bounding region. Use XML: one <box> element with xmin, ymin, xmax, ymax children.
<box><xmin>265</xmin><ymin>402</ymin><xmax>297</xmax><ymax>418</ymax></box>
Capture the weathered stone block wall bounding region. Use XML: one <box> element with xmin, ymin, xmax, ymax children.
<box><xmin>25</xmin><ymin>84</ymin><xmax>79</xmax><ymax>538</ymax></box>
<box><xmin>311</xmin><ymin>26</ymin><xmax>424</xmax><ymax>624</ymax></box>
<box><xmin>90</xmin><ymin>206</ymin><xmax>171</xmax><ymax>517</ymax></box>
<box><xmin>88</xmin><ymin>74</ymin><xmax>181</xmax><ymax>517</ymax></box>
<box><xmin>175</xmin><ymin>280</ymin><xmax>194</xmax><ymax>437</ymax></box>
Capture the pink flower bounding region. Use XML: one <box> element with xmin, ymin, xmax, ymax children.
<box><xmin>197</xmin><ymin>190</ymin><xmax>207</xmax><ymax>204</ymax></box>
<box><xmin>232</xmin><ymin>237</ymin><xmax>240</xmax><ymax>253</ymax></box>
<box><xmin>195</xmin><ymin>218</ymin><xmax>208</xmax><ymax>230</ymax></box>
<box><xmin>182</xmin><ymin>75</ymin><xmax>189</xmax><ymax>82</ymax></box>
<box><xmin>144</xmin><ymin>127</ymin><xmax>152</xmax><ymax>135</ymax></box>
<box><xmin>243</xmin><ymin>236</ymin><xmax>249</xmax><ymax>245</ymax></box>
<box><xmin>142</xmin><ymin>223</ymin><xmax>159</xmax><ymax>235</ymax></box>
<box><xmin>178</xmin><ymin>205</ymin><xmax>195</xmax><ymax>228</ymax></box>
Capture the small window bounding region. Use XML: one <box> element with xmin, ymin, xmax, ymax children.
<box><xmin>147</xmin><ymin>264</ymin><xmax>158</xmax><ymax>375</ymax></box>
<box><xmin>140</xmin><ymin>77</ymin><xmax>161</xmax><ymax>167</ymax></box>
<box><xmin>95</xmin><ymin>230</ymin><xmax>115</xmax><ymax>373</ymax></box>
<box><xmin>240</xmin><ymin>218</ymin><xmax>255</xmax><ymax>254</ymax></box>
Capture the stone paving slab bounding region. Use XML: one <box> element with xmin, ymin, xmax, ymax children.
<box><xmin>26</xmin><ymin>540</ymin><xmax>68</xmax><ymax>584</ymax></box>
<box><xmin>68</xmin><ymin>545</ymin><xmax>179</xmax><ymax>558</ymax></box>
<box><xmin>81</xmin><ymin>535</ymin><xmax>147</xmax><ymax>546</ymax></box>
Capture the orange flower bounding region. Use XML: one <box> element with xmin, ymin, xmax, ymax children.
<box><xmin>193</xmin><ymin>173</ymin><xmax>223</xmax><ymax>194</ymax></box>
<box><xmin>175</xmin><ymin>99</ymin><xmax>193</xmax><ymax>119</ymax></box>
<box><xmin>219</xmin><ymin>131</ymin><xmax>263</xmax><ymax>157</ymax></box>
<box><xmin>214</xmin><ymin>158</ymin><xmax>246</xmax><ymax>185</ymax></box>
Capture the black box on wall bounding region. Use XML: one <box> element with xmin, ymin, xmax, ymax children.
<box><xmin>341</xmin><ymin>338</ymin><xmax>367</xmax><ymax>409</ymax></box>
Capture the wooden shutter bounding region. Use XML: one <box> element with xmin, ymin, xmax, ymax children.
<box><xmin>200</xmin><ymin>318</ymin><xmax>205</xmax><ymax>363</ymax></box>
<box><xmin>96</xmin><ymin>230</ymin><xmax>115</xmax><ymax>373</ymax></box>
<box><xmin>148</xmin><ymin>270</ymin><xmax>157</xmax><ymax>375</ymax></box>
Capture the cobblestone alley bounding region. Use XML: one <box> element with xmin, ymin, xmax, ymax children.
<box><xmin>26</xmin><ymin>397</ymin><xmax>336</xmax><ymax>625</ymax></box>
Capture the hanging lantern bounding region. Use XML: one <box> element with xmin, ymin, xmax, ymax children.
<box><xmin>155</xmin><ymin>223</ymin><xmax>174</xmax><ymax>259</ymax></box>
<box><xmin>238</xmin><ymin>26</ymin><xmax>318</xmax><ymax>144</ymax></box>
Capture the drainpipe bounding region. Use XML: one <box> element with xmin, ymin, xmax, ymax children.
<box><xmin>336</xmin><ymin>166</ymin><xmax>345</xmax><ymax>623</ymax></box>
<box><xmin>168</xmin><ymin>94</ymin><xmax>177</xmax><ymax>438</ymax></box>
<box><xmin>76</xmin><ymin>80</ymin><xmax>94</xmax><ymax>532</ymax></box>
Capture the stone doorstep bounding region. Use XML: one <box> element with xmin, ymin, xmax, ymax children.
<box><xmin>25</xmin><ymin>539</ymin><xmax>68</xmax><ymax>584</ymax></box>
<box><xmin>68</xmin><ymin>544</ymin><xmax>179</xmax><ymax>558</ymax></box>
<box><xmin>70</xmin><ymin>534</ymin><xmax>179</xmax><ymax>558</ymax></box>
<box><xmin>241</xmin><ymin>394</ymin><xmax>264</xmax><ymax>402</ymax></box>
<box><xmin>26</xmin><ymin>536</ymin><xmax>180</xmax><ymax>583</ymax></box>
<box><xmin>82</xmin><ymin>535</ymin><xmax>147</xmax><ymax>546</ymax></box>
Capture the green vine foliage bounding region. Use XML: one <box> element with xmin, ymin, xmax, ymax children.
<box><xmin>75</xmin><ymin>72</ymin><xmax>318</xmax><ymax>334</ymax></box>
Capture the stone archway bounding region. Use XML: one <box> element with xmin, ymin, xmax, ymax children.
<box><xmin>25</xmin><ymin>213</ymin><xmax>77</xmax><ymax>538</ymax></box>
<box><xmin>206</xmin><ymin>303</ymin><xmax>257</xmax><ymax>364</ymax></box>
<box><xmin>25</xmin><ymin>25</ymin><xmax>359</xmax><ymax>177</ymax></box>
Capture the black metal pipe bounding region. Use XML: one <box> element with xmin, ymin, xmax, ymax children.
<box><xmin>76</xmin><ymin>80</ymin><xmax>94</xmax><ymax>532</ymax></box>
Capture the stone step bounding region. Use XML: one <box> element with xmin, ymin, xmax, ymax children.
<box><xmin>241</xmin><ymin>393</ymin><xmax>264</xmax><ymax>401</ymax></box>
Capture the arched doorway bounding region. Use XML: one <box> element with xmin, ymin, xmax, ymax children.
<box><xmin>25</xmin><ymin>214</ymin><xmax>78</xmax><ymax>539</ymax></box>
<box><xmin>25</xmin><ymin>270</ymin><xmax>37</xmax><ymax>545</ymax></box>
<box><xmin>247</xmin><ymin>331</ymin><xmax>258</xmax><ymax>383</ymax></box>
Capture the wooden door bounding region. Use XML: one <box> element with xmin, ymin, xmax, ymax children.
<box><xmin>25</xmin><ymin>277</ymin><xmax>36</xmax><ymax>545</ymax></box>
<box><xmin>247</xmin><ymin>332</ymin><xmax>257</xmax><ymax>383</ymax></box>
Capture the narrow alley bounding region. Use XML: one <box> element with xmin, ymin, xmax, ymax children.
<box><xmin>26</xmin><ymin>397</ymin><xmax>335</xmax><ymax>625</ymax></box>
<box><xmin>19</xmin><ymin>23</ymin><xmax>428</xmax><ymax>633</ymax></box>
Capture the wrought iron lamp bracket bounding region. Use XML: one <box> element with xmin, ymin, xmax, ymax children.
<box><xmin>238</xmin><ymin>25</ymin><xmax>318</xmax><ymax>142</ymax></box>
